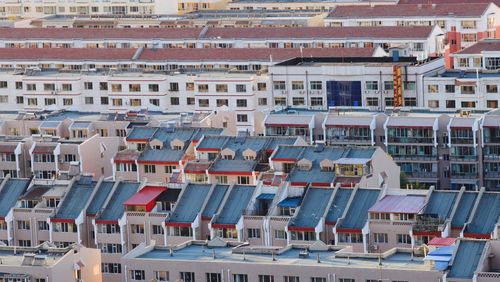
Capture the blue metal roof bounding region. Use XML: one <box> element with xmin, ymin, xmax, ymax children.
<box><xmin>139</xmin><ymin>147</ymin><xmax>184</xmax><ymax>162</ymax></box>
<box><xmin>0</xmin><ymin>179</ymin><xmax>30</xmax><ymax>217</ymax></box>
<box><xmin>210</xmin><ymin>159</ymin><xmax>256</xmax><ymax>173</ymax></box>
<box><xmin>202</xmin><ymin>185</ymin><xmax>229</xmax><ymax>218</ymax></box>
<box><xmin>196</xmin><ymin>136</ymin><xmax>230</xmax><ymax>150</ymax></box>
<box><xmin>289</xmin><ymin>188</ymin><xmax>333</xmax><ymax>228</ymax></box>
<box><xmin>256</xmin><ymin>193</ymin><xmax>275</xmax><ymax>200</ymax></box>
<box><xmin>326</xmin><ymin>188</ymin><xmax>353</xmax><ymax>223</ymax></box>
<box><xmin>127</xmin><ymin>127</ymin><xmax>157</xmax><ymax>140</ymax></box>
<box><xmin>214</xmin><ymin>185</ymin><xmax>255</xmax><ymax>225</ymax></box>
<box><xmin>338</xmin><ymin>189</ymin><xmax>380</xmax><ymax>230</ymax></box>
<box><xmin>448</xmin><ymin>241</ymin><xmax>486</xmax><ymax>279</ymax></box>
<box><xmin>86</xmin><ymin>181</ymin><xmax>114</xmax><ymax>215</ymax></box>
<box><xmin>192</xmin><ymin>128</ymin><xmax>223</xmax><ymax>141</ymax></box>
<box><xmin>168</xmin><ymin>184</ymin><xmax>211</xmax><ymax>223</ymax></box>
<box><xmin>278</xmin><ymin>197</ymin><xmax>302</xmax><ymax>207</ymax></box>
<box><xmin>466</xmin><ymin>192</ymin><xmax>500</xmax><ymax>234</ymax></box>
<box><xmin>451</xmin><ymin>192</ymin><xmax>477</xmax><ymax>228</ymax></box>
<box><xmin>98</xmin><ymin>182</ymin><xmax>140</xmax><ymax>221</ymax></box>
<box><xmin>424</xmin><ymin>191</ymin><xmax>458</xmax><ymax>219</ymax></box>
<box><xmin>54</xmin><ymin>180</ymin><xmax>96</xmax><ymax>220</ymax></box>
<box><xmin>272</xmin><ymin>146</ymin><xmax>304</xmax><ymax>160</ymax></box>
<box><xmin>288</xmin><ymin>167</ymin><xmax>335</xmax><ymax>185</ymax></box>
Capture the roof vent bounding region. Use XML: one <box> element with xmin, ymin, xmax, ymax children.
<box><xmin>314</xmin><ymin>143</ymin><xmax>325</xmax><ymax>152</ymax></box>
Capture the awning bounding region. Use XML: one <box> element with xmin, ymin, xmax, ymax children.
<box><xmin>256</xmin><ymin>193</ymin><xmax>275</xmax><ymax>200</ymax></box>
<box><xmin>124</xmin><ymin>186</ymin><xmax>166</xmax><ymax>206</ymax></box>
<box><xmin>334</xmin><ymin>158</ymin><xmax>371</xmax><ymax>165</ymax></box>
<box><xmin>277</xmin><ymin>197</ymin><xmax>301</xmax><ymax>207</ymax></box>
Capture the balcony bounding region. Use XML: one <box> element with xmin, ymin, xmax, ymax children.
<box><xmin>326</xmin><ymin>136</ymin><xmax>371</xmax><ymax>143</ymax></box>
<box><xmin>413</xmin><ymin>214</ymin><xmax>445</xmax><ymax>233</ymax></box>
<box><xmin>387</xmin><ymin>136</ymin><xmax>434</xmax><ymax>144</ymax></box>
<box><xmin>485</xmin><ymin>171</ymin><xmax>500</xmax><ymax>179</ymax></box>
<box><xmin>484</xmin><ymin>137</ymin><xmax>500</xmax><ymax>144</ymax></box>
<box><xmin>451</xmin><ymin>172</ymin><xmax>479</xmax><ymax>178</ymax></box>
<box><xmin>405</xmin><ymin>171</ymin><xmax>438</xmax><ymax>179</ymax></box>
<box><xmin>450</xmin><ymin>155</ymin><xmax>478</xmax><ymax>162</ymax></box>
<box><xmin>450</xmin><ymin>137</ymin><xmax>474</xmax><ymax>145</ymax></box>
<box><xmin>392</xmin><ymin>155</ymin><xmax>437</xmax><ymax>161</ymax></box>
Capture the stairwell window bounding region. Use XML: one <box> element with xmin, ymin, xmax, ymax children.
<box><xmin>144</xmin><ymin>164</ymin><xmax>156</xmax><ymax>174</ymax></box>
<box><xmin>131</xmin><ymin>224</ymin><xmax>144</xmax><ymax>234</ymax></box>
<box><xmin>238</xmin><ymin>176</ymin><xmax>250</xmax><ymax>185</ymax></box>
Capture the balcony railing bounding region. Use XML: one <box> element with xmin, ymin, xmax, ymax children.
<box><xmin>326</xmin><ymin>136</ymin><xmax>371</xmax><ymax>143</ymax></box>
<box><xmin>484</xmin><ymin>137</ymin><xmax>500</xmax><ymax>144</ymax></box>
<box><xmin>450</xmin><ymin>155</ymin><xmax>478</xmax><ymax>161</ymax></box>
<box><xmin>485</xmin><ymin>171</ymin><xmax>500</xmax><ymax>178</ymax></box>
<box><xmin>451</xmin><ymin>173</ymin><xmax>479</xmax><ymax>178</ymax></box>
<box><xmin>392</xmin><ymin>155</ymin><xmax>437</xmax><ymax>161</ymax></box>
<box><xmin>451</xmin><ymin>137</ymin><xmax>474</xmax><ymax>144</ymax></box>
<box><xmin>387</xmin><ymin>137</ymin><xmax>434</xmax><ymax>144</ymax></box>
<box><xmin>405</xmin><ymin>172</ymin><xmax>438</xmax><ymax>179</ymax></box>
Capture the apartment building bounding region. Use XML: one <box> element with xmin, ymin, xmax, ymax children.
<box><xmin>325</xmin><ymin>2</ymin><xmax>500</xmax><ymax>64</ymax></box>
<box><xmin>0</xmin><ymin>244</ymin><xmax>101</xmax><ymax>282</ymax></box>
<box><xmin>227</xmin><ymin>0</ymin><xmax>397</xmax><ymax>11</ymax></box>
<box><xmin>0</xmin><ymin>26</ymin><xmax>444</xmax><ymax>58</ymax></box>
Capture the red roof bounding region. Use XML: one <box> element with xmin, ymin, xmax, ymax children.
<box><xmin>124</xmin><ymin>186</ymin><xmax>166</xmax><ymax>206</ymax></box>
<box><xmin>427</xmin><ymin>237</ymin><xmax>456</xmax><ymax>246</ymax></box>
<box><xmin>139</xmin><ymin>47</ymin><xmax>375</xmax><ymax>61</ymax></box>
<box><xmin>0</xmin><ymin>48</ymin><xmax>136</xmax><ymax>61</ymax></box>
<box><xmin>0</xmin><ymin>144</ymin><xmax>17</xmax><ymax>153</ymax></box>
<box><xmin>0</xmin><ymin>26</ymin><xmax>433</xmax><ymax>40</ymax></box>
<box><xmin>114</xmin><ymin>149</ymin><xmax>140</xmax><ymax>163</ymax></box>
<box><xmin>328</xmin><ymin>3</ymin><xmax>491</xmax><ymax>18</ymax></box>
<box><xmin>399</xmin><ymin>0</ymin><xmax>500</xmax><ymax>5</ymax></box>
<box><xmin>455</xmin><ymin>39</ymin><xmax>500</xmax><ymax>55</ymax></box>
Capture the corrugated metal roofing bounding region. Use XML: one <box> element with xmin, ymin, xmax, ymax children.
<box><xmin>86</xmin><ymin>181</ymin><xmax>114</xmax><ymax>215</ymax></box>
<box><xmin>98</xmin><ymin>182</ymin><xmax>140</xmax><ymax>221</ymax></box>
<box><xmin>202</xmin><ymin>185</ymin><xmax>229</xmax><ymax>218</ymax></box>
<box><xmin>466</xmin><ymin>192</ymin><xmax>500</xmax><ymax>234</ymax></box>
<box><xmin>368</xmin><ymin>195</ymin><xmax>425</xmax><ymax>214</ymax></box>
<box><xmin>278</xmin><ymin>197</ymin><xmax>302</xmax><ymax>207</ymax></box>
<box><xmin>54</xmin><ymin>180</ymin><xmax>96</xmax><ymax>220</ymax></box>
<box><xmin>448</xmin><ymin>240</ymin><xmax>486</xmax><ymax>279</ymax></box>
<box><xmin>168</xmin><ymin>184</ymin><xmax>211</xmax><ymax>223</ymax></box>
<box><xmin>424</xmin><ymin>191</ymin><xmax>458</xmax><ymax>219</ymax></box>
<box><xmin>127</xmin><ymin>127</ymin><xmax>157</xmax><ymax>140</ymax></box>
<box><xmin>265</xmin><ymin>115</ymin><xmax>313</xmax><ymax>126</ymax></box>
<box><xmin>339</xmin><ymin>189</ymin><xmax>380</xmax><ymax>230</ymax></box>
<box><xmin>0</xmin><ymin>179</ymin><xmax>30</xmax><ymax>217</ymax></box>
<box><xmin>124</xmin><ymin>186</ymin><xmax>166</xmax><ymax>206</ymax></box>
<box><xmin>451</xmin><ymin>192</ymin><xmax>478</xmax><ymax>227</ymax></box>
<box><xmin>324</xmin><ymin>115</ymin><xmax>373</xmax><ymax>127</ymax></box>
<box><xmin>39</xmin><ymin>121</ymin><xmax>61</xmax><ymax>129</ymax></box>
<box><xmin>256</xmin><ymin>193</ymin><xmax>275</xmax><ymax>200</ymax></box>
<box><xmin>69</xmin><ymin>121</ymin><xmax>92</xmax><ymax>129</ymax></box>
<box><xmin>289</xmin><ymin>188</ymin><xmax>333</xmax><ymax>228</ymax></box>
<box><xmin>210</xmin><ymin>159</ymin><xmax>256</xmax><ymax>173</ymax></box>
<box><xmin>138</xmin><ymin>148</ymin><xmax>184</xmax><ymax>163</ymax></box>
<box><xmin>196</xmin><ymin>136</ymin><xmax>230</xmax><ymax>150</ymax></box>
<box><xmin>386</xmin><ymin>116</ymin><xmax>436</xmax><ymax>128</ymax></box>
<box><xmin>214</xmin><ymin>185</ymin><xmax>255</xmax><ymax>225</ymax></box>
<box><xmin>326</xmin><ymin>188</ymin><xmax>352</xmax><ymax>224</ymax></box>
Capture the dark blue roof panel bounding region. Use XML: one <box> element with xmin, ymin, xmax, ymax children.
<box><xmin>214</xmin><ymin>185</ymin><xmax>255</xmax><ymax>225</ymax></box>
<box><xmin>202</xmin><ymin>185</ymin><xmax>229</xmax><ymax>218</ymax></box>
<box><xmin>326</xmin><ymin>188</ymin><xmax>353</xmax><ymax>223</ymax></box>
<box><xmin>466</xmin><ymin>192</ymin><xmax>500</xmax><ymax>235</ymax></box>
<box><xmin>448</xmin><ymin>240</ymin><xmax>486</xmax><ymax>279</ymax></box>
<box><xmin>86</xmin><ymin>181</ymin><xmax>114</xmax><ymax>215</ymax></box>
<box><xmin>451</xmin><ymin>192</ymin><xmax>478</xmax><ymax>228</ymax></box>
<box><xmin>168</xmin><ymin>184</ymin><xmax>211</xmax><ymax>223</ymax></box>
<box><xmin>54</xmin><ymin>180</ymin><xmax>96</xmax><ymax>220</ymax></box>
<box><xmin>424</xmin><ymin>191</ymin><xmax>458</xmax><ymax>219</ymax></box>
<box><xmin>278</xmin><ymin>197</ymin><xmax>302</xmax><ymax>207</ymax></box>
<box><xmin>0</xmin><ymin>179</ymin><xmax>30</xmax><ymax>217</ymax></box>
<box><xmin>98</xmin><ymin>182</ymin><xmax>140</xmax><ymax>221</ymax></box>
<box><xmin>289</xmin><ymin>188</ymin><xmax>333</xmax><ymax>228</ymax></box>
<box><xmin>338</xmin><ymin>189</ymin><xmax>380</xmax><ymax>230</ymax></box>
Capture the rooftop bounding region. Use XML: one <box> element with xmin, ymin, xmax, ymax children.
<box><xmin>338</xmin><ymin>188</ymin><xmax>380</xmax><ymax>231</ymax></box>
<box><xmin>0</xmin><ymin>178</ymin><xmax>30</xmax><ymax>218</ymax></box>
<box><xmin>289</xmin><ymin>188</ymin><xmax>334</xmax><ymax>230</ymax></box>
<box><xmin>213</xmin><ymin>185</ymin><xmax>255</xmax><ymax>226</ymax></box>
<box><xmin>166</xmin><ymin>184</ymin><xmax>211</xmax><ymax>225</ymax></box>
<box><xmin>368</xmin><ymin>195</ymin><xmax>426</xmax><ymax>214</ymax></box>
<box><xmin>96</xmin><ymin>181</ymin><xmax>140</xmax><ymax>223</ymax></box>
<box><xmin>53</xmin><ymin>176</ymin><xmax>96</xmax><ymax>220</ymax></box>
<box><xmin>124</xmin><ymin>186</ymin><xmax>166</xmax><ymax>207</ymax></box>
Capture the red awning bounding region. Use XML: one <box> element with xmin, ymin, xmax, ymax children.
<box><xmin>124</xmin><ymin>186</ymin><xmax>166</xmax><ymax>207</ymax></box>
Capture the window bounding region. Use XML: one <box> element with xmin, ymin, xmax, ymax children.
<box><xmin>152</xmin><ymin>225</ymin><xmax>164</xmax><ymax>235</ymax></box>
<box><xmin>428</xmin><ymin>100</ymin><xmax>439</xmax><ymax>108</ymax></box>
<box><xmin>290</xmin><ymin>231</ymin><xmax>315</xmax><ymax>241</ymax></box>
<box><xmin>397</xmin><ymin>234</ymin><xmax>411</xmax><ymax>244</ymax></box>
<box><xmin>144</xmin><ymin>165</ymin><xmax>156</xmax><ymax>174</ymax></box>
<box><xmin>257</xmin><ymin>82</ymin><xmax>267</xmax><ymax>91</ymax></box>
<box><xmin>238</xmin><ymin>176</ymin><xmax>250</xmax><ymax>184</ymax></box>
<box><xmin>338</xmin><ymin>232</ymin><xmax>363</xmax><ymax>243</ymax></box>
<box><xmin>101</xmin><ymin>97</ymin><xmax>109</xmax><ymax>105</ymax></box>
<box><xmin>150</xmin><ymin>99</ymin><xmax>160</xmax><ymax>106</ymax></box>
<box><xmin>130</xmin><ymin>270</ymin><xmax>145</xmax><ymax>281</ymax></box>
<box><xmin>292</xmin><ymin>81</ymin><xmax>304</xmax><ymax>90</ymax></box>
<box><xmin>102</xmin><ymin>263</ymin><xmax>121</xmax><ymax>274</ymax></box>
<box><xmin>17</xmin><ymin>220</ymin><xmax>30</xmax><ymax>230</ymax></box>
<box><xmin>310</xmin><ymin>81</ymin><xmax>322</xmax><ymax>90</ymax></box>
<box><xmin>446</xmin><ymin>100</ymin><xmax>456</xmax><ymax>108</ymax></box>
<box><xmin>27</xmin><ymin>84</ymin><xmax>36</xmax><ymax>91</ymax></box>
<box><xmin>258</xmin><ymin>98</ymin><xmax>268</xmax><ymax>106</ymax></box>
<box><xmin>63</xmin><ymin>98</ymin><xmax>73</xmax><ymax>106</ymax></box>
<box><xmin>215</xmin><ymin>84</ymin><xmax>228</xmax><ymax>92</ymax></box>
<box><xmin>461</xmin><ymin>101</ymin><xmax>476</xmax><ymax>108</ymax></box>
<box><xmin>237</xmin><ymin>99</ymin><xmax>248</xmax><ymax>107</ymax></box>
<box><xmin>461</xmin><ymin>85</ymin><xmax>475</xmax><ymax>94</ymax></box>
<box><xmin>274</xmin><ymin>81</ymin><xmax>286</xmax><ymax>90</ymax></box>
<box><xmin>15</xmin><ymin>81</ymin><xmax>22</xmax><ymax>90</ymax></box>
<box><xmin>131</xmin><ymin>224</ymin><xmax>145</xmax><ymax>234</ymax></box>
<box><xmin>259</xmin><ymin>275</ymin><xmax>274</xmax><ymax>282</ymax></box>
<box><xmin>45</xmin><ymin>98</ymin><xmax>55</xmax><ymax>105</ymax></box>
<box><xmin>216</xmin><ymin>175</ymin><xmax>228</xmax><ymax>184</ymax></box>
<box><xmin>62</xmin><ymin>83</ymin><xmax>73</xmax><ymax>91</ymax></box>
<box><xmin>180</xmin><ymin>272</ymin><xmax>195</xmax><ymax>282</ymax></box>
<box><xmin>236</xmin><ymin>84</ymin><xmax>247</xmax><ymax>92</ymax></box>
<box><xmin>365</xmin><ymin>81</ymin><xmax>378</xmax><ymax>91</ymax></box>
<box><xmin>487</xmin><ymin>100</ymin><xmax>498</xmax><ymax>108</ymax></box>
<box><xmin>404</xmin><ymin>81</ymin><xmax>415</xmax><ymax>90</ymax></box>
<box><xmin>64</xmin><ymin>154</ymin><xmax>76</xmax><ymax>162</ymax></box>
<box><xmin>85</xmin><ymin>97</ymin><xmax>94</xmax><ymax>105</ymax></box>
<box><xmin>199</xmin><ymin>99</ymin><xmax>209</xmax><ymax>107</ymax></box>
<box><xmin>384</xmin><ymin>81</ymin><xmax>394</xmax><ymax>90</ymax></box>
<box><xmin>99</xmin><ymin>243</ymin><xmax>122</xmax><ymax>254</ymax></box>
<box><xmin>186</xmin><ymin>82</ymin><xmax>195</xmax><ymax>91</ymax></box>
<box><xmin>170</xmin><ymin>82</ymin><xmax>179</xmax><ymax>92</ymax></box>
<box><xmin>111</xmin><ymin>84</ymin><xmax>122</xmax><ymax>92</ymax></box>
<box><xmin>164</xmin><ymin>166</ymin><xmax>176</xmax><ymax>173</ymax></box>
<box><xmin>155</xmin><ymin>271</ymin><xmax>169</xmax><ymax>282</ymax></box>
<box><xmin>339</xmin><ymin>279</ymin><xmax>355</xmax><ymax>282</ymax></box>
<box><xmin>187</xmin><ymin>97</ymin><xmax>195</xmax><ymax>105</ymax></box>
<box><xmin>84</xmin><ymin>82</ymin><xmax>93</xmax><ymax>90</ymax></box>
<box><xmin>237</xmin><ymin>114</ymin><xmax>248</xmax><ymax>123</ymax></box>
<box><xmin>366</xmin><ymin>97</ymin><xmax>378</xmax><ymax>107</ymax></box>
<box><xmin>233</xmin><ymin>274</ymin><xmax>248</xmax><ymax>282</ymax></box>
<box><xmin>38</xmin><ymin>221</ymin><xmax>49</xmax><ymax>231</ymax></box>
<box><xmin>310</xmin><ymin>97</ymin><xmax>323</xmax><ymax>106</ymax></box>
<box><xmin>427</xmin><ymin>85</ymin><xmax>439</xmax><ymax>93</ymax></box>
<box><xmin>198</xmin><ymin>84</ymin><xmax>209</xmax><ymax>92</ymax></box>
<box><xmin>16</xmin><ymin>96</ymin><xmax>24</xmax><ymax>104</ymax></box>
<box><xmin>43</xmin><ymin>83</ymin><xmax>55</xmax><ymax>91</ymax></box>
<box><xmin>247</xmin><ymin>228</ymin><xmax>261</xmax><ymax>239</ymax></box>
<box><xmin>149</xmin><ymin>84</ymin><xmax>159</xmax><ymax>92</ymax></box>
<box><xmin>206</xmin><ymin>273</ymin><xmax>222</xmax><ymax>282</ymax></box>
<box><xmin>284</xmin><ymin>277</ymin><xmax>299</xmax><ymax>282</ymax></box>
<box><xmin>19</xmin><ymin>240</ymin><xmax>31</xmax><ymax>247</ymax></box>
<box><xmin>292</xmin><ymin>97</ymin><xmax>305</xmax><ymax>106</ymax></box>
<box><xmin>170</xmin><ymin>97</ymin><xmax>180</xmax><ymax>106</ymax></box>
<box><xmin>274</xmin><ymin>97</ymin><xmax>286</xmax><ymax>106</ymax></box>
<box><xmin>373</xmin><ymin>233</ymin><xmax>388</xmax><ymax>243</ymax></box>
<box><xmin>100</xmin><ymin>82</ymin><xmax>108</xmax><ymax>90</ymax></box>
<box><xmin>445</xmin><ymin>85</ymin><xmax>455</xmax><ymax>93</ymax></box>
<box><xmin>275</xmin><ymin>230</ymin><xmax>287</xmax><ymax>240</ymax></box>
<box><xmin>129</xmin><ymin>84</ymin><xmax>141</xmax><ymax>92</ymax></box>
<box><xmin>487</xmin><ymin>84</ymin><xmax>498</xmax><ymax>93</ymax></box>
<box><xmin>461</xmin><ymin>20</ymin><xmax>477</xmax><ymax>29</ymax></box>
<box><xmin>311</xmin><ymin>278</ymin><xmax>326</xmax><ymax>282</ymax></box>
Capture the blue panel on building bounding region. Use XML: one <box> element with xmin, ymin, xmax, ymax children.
<box><xmin>326</xmin><ymin>81</ymin><xmax>362</xmax><ymax>107</ymax></box>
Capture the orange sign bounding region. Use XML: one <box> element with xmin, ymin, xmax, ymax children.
<box><xmin>393</xmin><ymin>65</ymin><xmax>402</xmax><ymax>107</ymax></box>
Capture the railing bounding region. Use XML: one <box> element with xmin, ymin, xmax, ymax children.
<box><xmin>387</xmin><ymin>137</ymin><xmax>434</xmax><ymax>144</ymax></box>
<box><xmin>326</xmin><ymin>136</ymin><xmax>371</xmax><ymax>142</ymax></box>
<box><xmin>451</xmin><ymin>173</ymin><xmax>479</xmax><ymax>178</ymax></box>
<box><xmin>485</xmin><ymin>171</ymin><xmax>500</xmax><ymax>178</ymax></box>
<box><xmin>392</xmin><ymin>155</ymin><xmax>437</xmax><ymax>161</ymax></box>
<box><xmin>450</xmin><ymin>155</ymin><xmax>478</xmax><ymax>161</ymax></box>
<box><xmin>405</xmin><ymin>172</ymin><xmax>438</xmax><ymax>179</ymax></box>
<box><xmin>450</xmin><ymin>137</ymin><xmax>474</xmax><ymax>145</ymax></box>
<box><xmin>477</xmin><ymin>272</ymin><xmax>500</xmax><ymax>279</ymax></box>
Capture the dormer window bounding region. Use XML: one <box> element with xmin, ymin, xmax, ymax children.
<box><xmin>173</xmin><ymin>145</ymin><xmax>182</xmax><ymax>151</ymax></box>
<box><xmin>244</xmin><ymin>155</ymin><xmax>254</xmax><ymax>161</ymax></box>
<box><xmin>223</xmin><ymin>155</ymin><xmax>233</xmax><ymax>160</ymax></box>
<box><xmin>152</xmin><ymin>145</ymin><xmax>161</xmax><ymax>150</ymax></box>
<box><xmin>297</xmin><ymin>159</ymin><xmax>312</xmax><ymax>171</ymax></box>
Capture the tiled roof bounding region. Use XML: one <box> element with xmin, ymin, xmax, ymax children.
<box><xmin>126</xmin><ymin>126</ymin><xmax>157</xmax><ymax>141</ymax></box>
<box><xmin>368</xmin><ymin>195</ymin><xmax>426</xmax><ymax>214</ymax></box>
<box><xmin>399</xmin><ymin>0</ymin><xmax>500</xmax><ymax>5</ymax></box>
<box><xmin>210</xmin><ymin>159</ymin><xmax>256</xmax><ymax>173</ymax></box>
<box><xmin>265</xmin><ymin>114</ymin><xmax>314</xmax><ymax>126</ymax></box>
<box><xmin>456</xmin><ymin>39</ymin><xmax>500</xmax><ymax>55</ymax></box>
<box><xmin>140</xmin><ymin>48</ymin><xmax>376</xmax><ymax>61</ymax></box>
<box><xmin>0</xmin><ymin>48</ymin><xmax>136</xmax><ymax>61</ymax></box>
<box><xmin>328</xmin><ymin>3</ymin><xmax>491</xmax><ymax>18</ymax></box>
<box><xmin>32</xmin><ymin>144</ymin><xmax>56</xmax><ymax>154</ymax></box>
<box><xmin>114</xmin><ymin>149</ymin><xmax>141</xmax><ymax>163</ymax></box>
<box><xmin>324</xmin><ymin>115</ymin><xmax>373</xmax><ymax>127</ymax></box>
<box><xmin>138</xmin><ymin>148</ymin><xmax>184</xmax><ymax>163</ymax></box>
<box><xmin>386</xmin><ymin>116</ymin><xmax>437</xmax><ymax>128</ymax></box>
